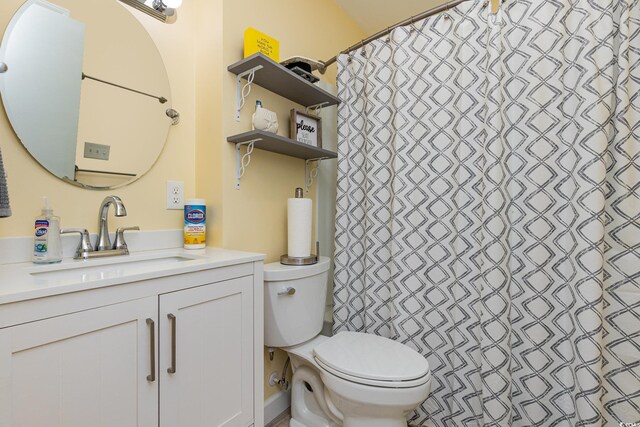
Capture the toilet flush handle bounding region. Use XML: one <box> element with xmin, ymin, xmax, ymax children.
<box><xmin>278</xmin><ymin>287</ymin><xmax>296</xmax><ymax>296</ymax></box>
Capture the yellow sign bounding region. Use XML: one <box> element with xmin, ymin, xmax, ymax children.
<box><xmin>244</xmin><ymin>27</ymin><xmax>279</xmax><ymax>62</ymax></box>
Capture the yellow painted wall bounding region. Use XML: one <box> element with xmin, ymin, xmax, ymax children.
<box><xmin>214</xmin><ymin>0</ymin><xmax>365</xmax><ymax>401</ymax></box>
<box><xmin>0</xmin><ymin>0</ymin><xmax>364</xmax><ymax>251</ymax></box>
<box><xmin>0</xmin><ymin>0</ymin><xmax>364</xmax><ymax>404</ymax></box>
<box><xmin>194</xmin><ymin>0</ymin><xmax>224</xmax><ymax>246</ymax></box>
<box><xmin>218</xmin><ymin>0</ymin><xmax>365</xmax><ymax>263</ymax></box>
<box><xmin>0</xmin><ymin>0</ymin><xmax>197</xmax><ymax>237</ymax></box>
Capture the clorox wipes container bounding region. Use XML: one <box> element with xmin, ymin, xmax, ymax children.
<box><xmin>184</xmin><ymin>199</ymin><xmax>206</xmax><ymax>249</ymax></box>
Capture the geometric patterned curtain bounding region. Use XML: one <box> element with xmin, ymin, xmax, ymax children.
<box><xmin>333</xmin><ymin>1</ymin><xmax>640</xmax><ymax>426</ymax></box>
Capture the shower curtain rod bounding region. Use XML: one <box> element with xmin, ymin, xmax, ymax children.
<box><xmin>320</xmin><ymin>0</ymin><xmax>472</xmax><ymax>72</ymax></box>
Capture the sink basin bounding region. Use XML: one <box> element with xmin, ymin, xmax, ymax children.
<box><xmin>0</xmin><ymin>247</ymin><xmax>264</xmax><ymax>306</ymax></box>
<box><xmin>28</xmin><ymin>252</ymin><xmax>207</xmax><ymax>282</ymax></box>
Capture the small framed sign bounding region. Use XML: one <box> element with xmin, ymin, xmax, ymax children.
<box><xmin>290</xmin><ymin>109</ymin><xmax>322</xmax><ymax>148</ymax></box>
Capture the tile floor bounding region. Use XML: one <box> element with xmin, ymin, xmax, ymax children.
<box><xmin>266</xmin><ymin>411</ymin><xmax>416</xmax><ymax>426</ymax></box>
<box><xmin>266</xmin><ymin>410</ymin><xmax>291</xmax><ymax>427</ymax></box>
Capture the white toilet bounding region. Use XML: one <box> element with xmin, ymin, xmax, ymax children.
<box><xmin>264</xmin><ymin>257</ymin><xmax>432</xmax><ymax>427</ymax></box>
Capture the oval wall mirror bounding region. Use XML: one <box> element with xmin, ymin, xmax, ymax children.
<box><xmin>0</xmin><ymin>0</ymin><xmax>173</xmax><ymax>189</ymax></box>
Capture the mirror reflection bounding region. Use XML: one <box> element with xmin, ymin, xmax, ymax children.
<box><xmin>0</xmin><ymin>0</ymin><xmax>172</xmax><ymax>189</ymax></box>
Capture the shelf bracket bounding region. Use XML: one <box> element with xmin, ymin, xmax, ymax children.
<box><xmin>305</xmin><ymin>157</ymin><xmax>330</xmax><ymax>193</ymax></box>
<box><xmin>235</xmin><ymin>139</ymin><xmax>262</xmax><ymax>189</ymax></box>
<box><xmin>305</xmin><ymin>102</ymin><xmax>329</xmax><ymax>116</ymax></box>
<box><xmin>235</xmin><ymin>65</ymin><xmax>264</xmax><ymax>122</ymax></box>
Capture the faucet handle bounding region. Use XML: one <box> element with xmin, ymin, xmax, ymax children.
<box><xmin>114</xmin><ymin>226</ymin><xmax>140</xmax><ymax>252</ymax></box>
<box><xmin>61</xmin><ymin>228</ymin><xmax>93</xmax><ymax>259</ymax></box>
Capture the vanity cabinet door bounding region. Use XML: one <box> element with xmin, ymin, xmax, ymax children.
<box><xmin>0</xmin><ymin>297</ymin><xmax>158</xmax><ymax>427</ymax></box>
<box><xmin>159</xmin><ymin>276</ymin><xmax>254</xmax><ymax>427</ymax></box>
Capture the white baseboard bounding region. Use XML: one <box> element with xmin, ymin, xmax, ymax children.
<box><xmin>264</xmin><ymin>389</ymin><xmax>291</xmax><ymax>426</ymax></box>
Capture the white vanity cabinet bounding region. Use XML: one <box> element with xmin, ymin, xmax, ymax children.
<box><xmin>0</xmin><ymin>297</ymin><xmax>158</xmax><ymax>427</ymax></box>
<box><xmin>0</xmin><ymin>249</ymin><xmax>264</xmax><ymax>427</ymax></box>
<box><xmin>159</xmin><ymin>276</ymin><xmax>254</xmax><ymax>427</ymax></box>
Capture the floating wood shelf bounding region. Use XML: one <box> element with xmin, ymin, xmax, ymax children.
<box><xmin>228</xmin><ymin>53</ymin><xmax>341</xmax><ymax>108</ymax></box>
<box><xmin>227</xmin><ymin>54</ymin><xmax>339</xmax><ymax>190</ymax></box>
<box><xmin>227</xmin><ymin>130</ymin><xmax>337</xmax><ymax>160</ymax></box>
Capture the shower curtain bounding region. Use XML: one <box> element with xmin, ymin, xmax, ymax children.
<box><xmin>333</xmin><ymin>0</ymin><xmax>639</xmax><ymax>426</ymax></box>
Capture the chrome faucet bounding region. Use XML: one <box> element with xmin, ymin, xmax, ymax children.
<box><xmin>61</xmin><ymin>196</ymin><xmax>139</xmax><ymax>259</ymax></box>
<box><xmin>96</xmin><ymin>195</ymin><xmax>127</xmax><ymax>251</ymax></box>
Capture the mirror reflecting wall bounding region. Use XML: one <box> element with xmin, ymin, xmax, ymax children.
<box><xmin>0</xmin><ymin>0</ymin><xmax>172</xmax><ymax>189</ymax></box>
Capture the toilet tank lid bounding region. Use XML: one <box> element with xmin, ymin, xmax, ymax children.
<box><xmin>263</xmin><ymin>256</ymin><xmax>331</xmax><ymax>281</ymax></box>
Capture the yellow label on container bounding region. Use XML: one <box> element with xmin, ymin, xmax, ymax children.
<box><xmin>244</xmin><ymin>27</ymin><xmax>279</xmax><ymax>62</ymax></box>
<box><xmin>184</xmin><ymin>232</ymin><xmax>205</xmax><ymax>246</ymax></box>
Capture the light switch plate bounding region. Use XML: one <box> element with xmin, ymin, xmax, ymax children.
<box><xmin>84</xmin><ymin>142</ymin><xmax>110</xmax><ymax>160</ymax></box>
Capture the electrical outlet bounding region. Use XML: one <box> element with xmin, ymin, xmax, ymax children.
<box><xmin>166</xmin><ymin>181</ymin><xmax>184</xmax><ymax>210</ymax></box>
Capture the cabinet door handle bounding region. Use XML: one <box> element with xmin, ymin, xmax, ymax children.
<box><xmin>167</xmin><ymin>313</ymin><xmax>176</xmax><ymax>374</ymax></box>
<box><xmin>146</xmin><ymin>318</ymin><xmax>156</xmax><ymax>382</ymax></box>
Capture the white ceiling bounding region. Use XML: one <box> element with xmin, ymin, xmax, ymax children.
<box><xmin>335</xmin><ymin>0</ymin><xmax>449</xmax><ymax>35</ymax></box>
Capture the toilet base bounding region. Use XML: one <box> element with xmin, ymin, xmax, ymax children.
<box><xmin>341</xmin><ymin>417</ymin><xmax>407</xmax><ymax>427</ymax></box>
<box><xmin>286</xmin><ymin>359</ymin><xmax>417</xmax><ymax>427</ymax></box>
<box><xmin>283</xmin><ymin>335</ymin><xmax>429</xmax><ymax>427</ymax></box>
<box><xmin>291</xmin><ymin>416</ymin><xmax>408</xmax><ymax>427</ymax></box>
<box><xmin>289</xmin><ymin>365</ymin><xmax>340</xmax><ymax>427</ymax></box>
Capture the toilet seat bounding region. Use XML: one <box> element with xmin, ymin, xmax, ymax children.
<box><xmin>315</xmin><ymin>357</ymin><xmax>431</xmax><ymax>388</ymax></box>
<box><xmin>313</xmin><ymin>331</ymin><xmax>430</xmax><ymax>389</ymax></box>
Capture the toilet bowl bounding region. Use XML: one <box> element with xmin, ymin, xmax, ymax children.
<box><xmin>264</xmin><ymin>258</ymin><xmax>432</xmax><ymax>427</ymax></box>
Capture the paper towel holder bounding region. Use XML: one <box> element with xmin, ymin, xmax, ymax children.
<box><xmin>281</xmin><ymin>241</ymin><xmax>319</xmax><ymax>266</ymax></box>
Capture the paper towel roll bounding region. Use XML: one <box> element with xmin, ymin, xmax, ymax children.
<box><xmin>288</xmin><ymin>198</ymin><xmax>312</xmax><ymax>257</ymax></box>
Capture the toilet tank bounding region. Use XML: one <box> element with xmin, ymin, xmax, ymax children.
<box><xmin>264</xmin><ymin>257</ymin><xmax>330</xmax><ymax>348</ymax></box>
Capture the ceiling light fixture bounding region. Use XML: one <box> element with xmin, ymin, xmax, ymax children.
<box><xmin>117</xmin><ymin>0</ymin><xmax>183</xmax><ymax>23</ymax></box>
<box><xmin>152</xmin><ymin>0</ymin><xmax>182</xmax><ymax>12</ymax></box>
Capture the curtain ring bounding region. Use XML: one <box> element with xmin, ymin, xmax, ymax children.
<box><xmin>444</xmin><ymin>0</ymin><xmax>452</xmax><ymax>20</ymax></box>
<box><xmin>409</xmin><ymin>16</ymin><xmax>415</xmax><ymax>32</ymax></box>
<box><xmin>386</xmin><ymin>27</ymin><xmax>392</xmax><ymax>43</ymax></box>
<box><xmin>360</xmin><ymin>40</ymin><xmax>366</xmax><ymax>57</ymax></box>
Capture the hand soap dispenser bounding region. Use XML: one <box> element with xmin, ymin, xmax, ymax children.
<box><xmin>33</xmin><ymin>196</ymin><xmax>62</xmax><ymax>264</ymax></box>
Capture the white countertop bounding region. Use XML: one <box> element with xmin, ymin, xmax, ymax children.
<box><xmin>0</xmin><ymin>247</ymin><xmax>265</xmax><ymax>305</ymax></box>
